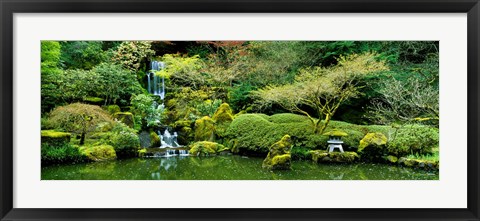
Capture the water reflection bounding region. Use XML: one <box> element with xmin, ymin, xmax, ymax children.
<box><xmin>42</xmin><ymin>155</ymin><xmax>439</xmax><ymax>180</ymax></box>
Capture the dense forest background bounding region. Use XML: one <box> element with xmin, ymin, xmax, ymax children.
<box><xmin>41</xmin><ymin>41</ymin><xmax>438</xmax><ymax>126</ymax></box>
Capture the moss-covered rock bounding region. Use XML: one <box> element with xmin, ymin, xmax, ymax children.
<box><xmin>189</xmin><ymin>141</ymin><xmax>228</xmax><ymax>156</ymax></box>
<box><xmin>113</xmin><ymin>112</ymin><xmax>135</xmax><ymax>128</ymax></box>
<box><xmin>150</xmin><ymin>131</ymin><xmax>160</xmax><ymax>147</ymax></box>
<box><xmin>357</xmin><ymin>132</ymin><xmax>388</xmax><ymax>161</ymax></box>
<box><xmin>194</xmin><ymin>116</ymin><xmax>215</xmax><ymax>141</ymax></box>
<box><xmin>212</xmin><ymin>103</ymin><xmax>234</xmax><ymax>138</ymax></box>
<box><xmin>262</xmin><ymin>135</ymin><xmax>293</xmax><ymax>170</ymax></box>
<box><xmin>41</xmin><ymin>130</ymin><xmax>71</xmax><ymax>147</ymax></box>
<box><xmin>397</xmin><ymin>157</ymin><xmax>439</xmax><ymax>171</ymax></box>
<box><xmin>385</xmin><ymin>155</ymin><xmax>398</xmax><ymax>163</ymax></box>
<box><xmin>309</xmin><ymin>150</ymin><xmax>359</xmax><ymax>163</ymax></box>
<box><xmin>79</xmin><ymin>145</ymin><xmax>116</xmax><ymax>161</ymax></box>
<box><xmin>137</xmin><ymin>148</ymin><xmax>147</xmax><ymax>157</ymax></box>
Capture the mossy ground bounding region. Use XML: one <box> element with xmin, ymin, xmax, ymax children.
<box><xmin>309</xmin><ymin>150</ymin><xmax>359</xmax><ymax>163</ymax></box>
<box><xmin>80</xmin><ymin>145</ymin><xmax>117</xmax><ymax>161</ymax></box>
<box><xmin>41</xmin><ymin>130</ymin><xmax>71</xmax><ymax>146</ymax></box>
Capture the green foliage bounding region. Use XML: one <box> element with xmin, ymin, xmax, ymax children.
<box><xmin>41</xmin><ymin>143</ymin><xmax>86</xmax><ymax>165</ymax></box>
<box><xmin>41</xmin><ymin>41</ymin><xmax>63</xmax><ymax>112</ymax></box>
<box><xmin>41</xmin><ymin>130</ymin><xmax>71</xmax><ymax>147</ymax></box>
<box><xmin>107</xmin><ymin>122</ymin><xmax>140</xmax><ymax>158</ymax></box>
<box><xmin>227</xmin><ymin>83</ymin><xmax>256</xmax><ymax>112</ymax></box>
<box><xmin>60</xmin><ymin>41</ymin><xmax>106</xmax><ymax>70</ymax></box>
<box><xmin>130</xmin><ymin>94</ymin><xmax>164</xmax><ymax>129</ymax></box>
<box><xmin>113</xmin><ymin>112</ymin><xmax>135</xmax><ymax>128</ymax></box>
<box><xmin>253</xmin><ymin>53</ymin><xmax>389</xmax><ymax>134</ymax></box>
<box><xmin>156</xmin><ymin>54</ymin><xmax>205</xmax><ymax>88</ymax></box>
<box><xmin>53</xmin><ymin>63</ymin><xmax>142</xmax><ymax>106</ymax></box>
<box><xmin>104</xmin><ymin>105</ymin><xmax>121</xmax><ymax>115</ymax></box>
<box><xmin>387</xmin><ymin>124</ymin><xmax>438</xmax><ymax>156</ymax></box>
<box><xmin>79</xmin><ymin>144</ymin><xmax>117</xmax><ymax>161</ymax></box>
<box><xmin>112</xmin><ymin>41</ymin><xmax>155</xmax><ymax>71</ymax></box>
<box><xmin>226</xmin><ymin>113</ymin><xmax>402</xmax><ymax>156</ymax></box>
<box><xmin>47</xmin><ymin>103</ymin><xmax>113</xmax><ymax>145</ymax></box>
<box><xmin>406</xmin><ymin>151</ymin><xmax>439</xmax><ymax>162</ymax></box>
<box><xmin>195</xmin><ymin>99</ymin><xmax>222</xmax><ymax>117</ymax></box>
<box><xmin>92</xmin><ymin>63</ymin><xmax>143</xmax><ymax>105</ymax></box>
<box><xmin>41</xmin><ymin>41</ymin><xmax>62</xmax><ymax>74</ymax></box>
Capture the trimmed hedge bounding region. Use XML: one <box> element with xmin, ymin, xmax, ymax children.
<box><xmin>226</xmin><ymin>113</ymin><xmax>438</xmax><ymax>158</ymax></box>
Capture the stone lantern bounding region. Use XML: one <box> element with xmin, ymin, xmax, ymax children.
<box><xmin>323</xmin><ymin>130</ymin><xmax>348</xmax><ymax>153</ymax></box>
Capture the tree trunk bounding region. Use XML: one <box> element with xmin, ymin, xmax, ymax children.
<box><xmin>80</xmin><ymin>132</ymin><xmax>86</xmax><ymax>145</ymax></box>
<box><xmin>313</xmin><ymin>119</ymin><xmax>322</xmax><ymax>134</ymax></box>
<box><xmin>319</xmin><ymin>114</ymin><xmax>331</xmax><ymax>134</ymax></box>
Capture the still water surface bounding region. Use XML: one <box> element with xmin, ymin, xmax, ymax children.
<box><xmin>41</xmin><ymin>155</ymin><xmax>439</xmax><ymax>180</ymax></box>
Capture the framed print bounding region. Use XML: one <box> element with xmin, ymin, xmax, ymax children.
<box><xmin>1</xmin><ymin>0</ymin><xmax>479</xmax><ymax>220</ymax></box>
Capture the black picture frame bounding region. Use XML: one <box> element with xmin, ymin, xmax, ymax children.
<box><xmin>1</xmin><ymin>0</ymin><xmax>479</xmax><ymax>220</ymax></box>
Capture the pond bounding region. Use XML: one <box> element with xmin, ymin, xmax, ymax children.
<box><xmin>41</xmin><ymin>155</ymin><xmax>439</xmax><ymax>180</ymax></box>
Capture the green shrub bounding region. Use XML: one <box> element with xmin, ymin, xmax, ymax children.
<box><xmin>225</xmin><ymin>113</ymin><xmax>436</xmax><ymax>158</ymax></box>
<box><xmin>387</xmin><ymin>124</ymin><xmax>438</xmax><ymax>156</ymax></box>
<box><xmin>196</xmin><ymin>99</ymin><xmax>222</xmax><ymax>117</ymax></box>
<box><xmin>104</xmin><ymin>105</ymin><xmax>121</xmax><ymax>115</ymax></box>
<box><xmin>41</xmin><ymin>143</ymin><xmax>86</xmax><ymax>165</ymax></box>
<box><xmin>291</xmin><ymin>146</ymin><xmax>312</xmax><ymax>160</ymax></box>
<box><xmin>107</xmin><ymin>122</ymin><xmax>140</xmax><ymax>158</ymax></box>
<box><xmin>41</xmin><ymin>130</ymin><xmax>71</xmax><ymax>147</ymax></box>
<box><xmin>226</xmin><ymin>114</ymin><xmax>314</xmax><ymax>155</ymax></box>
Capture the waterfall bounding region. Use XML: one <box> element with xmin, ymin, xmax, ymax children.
<box><xmin>159</xmin><ymin>129</ymin><xmax>182</xmax><ymax>148</ymax></box>
<box><xmin>147</xmin><ymin>61</ymin><xmax>166</xmax><ymax>100</ymax></box>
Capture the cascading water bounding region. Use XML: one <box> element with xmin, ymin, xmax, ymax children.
<box><xmin>147</xmin><ymin>61</ymin><xmax>188</xmax><ymax>156</ymax></box>
<box><xmin>159</xmin><ymin>129</ymin><xmax>181</xmax><ymax>148</ymax></box>
<box><xmin>148</xmin><ymin>61</ymin><xmax>166</xmax><ymax>100</ymax></box>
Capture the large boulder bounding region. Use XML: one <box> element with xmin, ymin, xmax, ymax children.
<box><xmin>194</xmin><ymin>116</ymin><xmax>215</xmax><ymax>141</ymax></box>
<box><xmin>212</xmin><ymin>103</ymin><xmax>234</xmax><ymax>138</ymax></box>
<box><xmin>41</xmin><ymin>130</ymin><xmax>71</xmax><ymax>147</ymax></box>
<box><xmin>189</xmin><ymin>141</ymin><xmax>228</xmax><ymax>156</ymax></box>
<box><xmin>79</xmin><ymin>145</ymin><xmax>116</xmax><ymax>161</ymax></box>
<box><xmin>113</xmin><ymin>112</ymin><xmax>135</xmax><ymax>128</ymax></box>
<box><xmin>358</xmin><ymin>132</ymin><xmax>388</xmax><ymax>160</ymax></box>
<box><xmin>262</xmin><ymin>135</ymin><xmax>293</xmax><ymax>170</ymax></box>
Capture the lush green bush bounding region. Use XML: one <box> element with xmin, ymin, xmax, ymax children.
<box><xmin>130</xmin><ymin>94</ymin><xmax>164</xmax><ymax>129</ymax></box>
<box><xmin>387</xmin><ymin>124</ymin><xmax>438</xmax><ymax>156</ymax></box>
<box><xmin>47</xmin><ymin>103</ymin><xmax>114</xmax><ymax>145</ymax></box>
<box><xmin>60</xmin><ymin>41</ymin><xmax>106</xmax><ymax>70</ymax></box>
<box><xmin>196</xmin><ymin>99</ymin><xmax>222</xmax><ymax>117</ymax></box>
<box><xmin>107</xmin><ymin>122</ymin><xmax>140</xmax><ymax>158</ymax></box>
<box><xmin>225</xmin><ymin>113</ymin><xmax>437</xmax><ymax>157</ymax></box>
<box><xmin>41</xmin><ymin>143</ymin><xmax>86</xmax><ymax>165</ymax></box>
